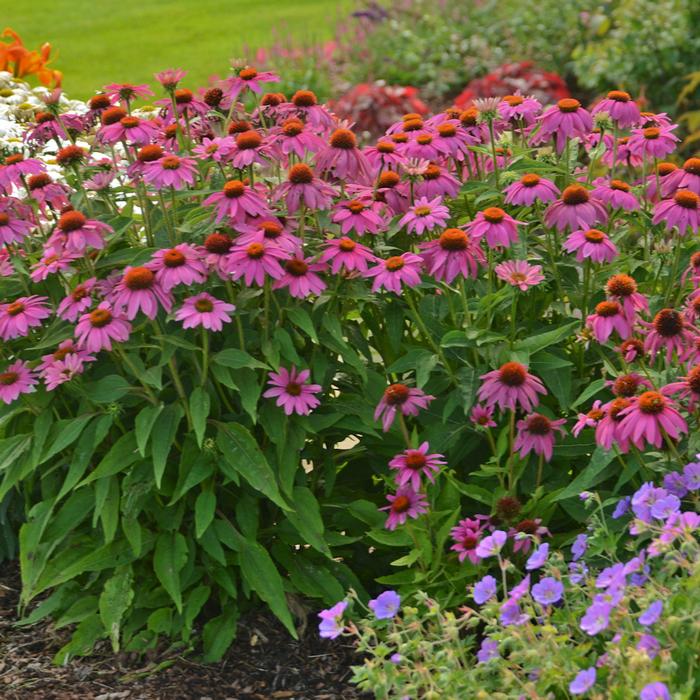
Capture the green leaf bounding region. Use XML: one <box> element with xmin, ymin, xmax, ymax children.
<box><xmin>572</xmin><ymin>378</ymin><xmax>607</xmax><ymax>409</ymax></box>
<box><xmin>84</xmin><ymin>375</ymin><xmax>132</xmax><ymax>403</ymax></box>
<box><xmin>215</xmin><ymin>423</ymin><xmax>288</xmax><ymax>510</ymax></box>
<box><xmin>202</xmin><ymin>603</ymin><xmax>239</xmax><ymax>662</ymax></box>
<box><xmin>239</xmin><ymin>540</ymin><xmax>297</xmax><ymax>638</ymax></box>
<box><xmin>99</xmin><ymin>568</ymin><xmax>134</xmax><ymax>652</ymax></box>
<box><xmin>195</xmin><ymin>491</ymin><xmax>216</xmax><ymax>539</ymax></box>
<box><xmin>514</xmin><ymin>321</ymin><xmax>579</xmax><ymax>354</ymax></box>
<box><xmin>285</xmin><ymin>487</ymin><xmax>330</xmax><ymax>557</ymax></box>
<box><xmin>135</xmin><ymin>404</ymin><xmax>164</xmax><ymax>457</ymax></box>
<box><xmin>40</xmin><ymin>414</ymin><xmax>95</xmax><ymax>465</ymax></box>
<box><xmin>153</xmin><ymin>532</ymin><xmax>188</xmax><ymax>613</ymax></box>
<box><xmin>151</xmin><ymin>404</ymin><xmax>184</xmax><ymax>488</ymax></box>
<box><xmin>555</xmin><ymin>447</ymin><xmax>616</xmax><ymax>501</ymax></box>
<box><xmin>286</xmin><ymin>306</ymin><xmax>318</xmax><ymax>343</ymax></box>
<box><xmin>183</xmin><ymin>585</ymin><xmax>210</xmax><ymax>641</ymax></box>
<box><xmin>235</xmin><ymin>368</ymin><xmax>261</xmax><ymax>423</ymax></box>
<box><xmin>79</xmin><ymin>432</ymin><xmax>139</xmax><ymax>485</ymax></box>
<box><xmin>214</xmin><ymin>348</ymin><xmax>269</xmax><ymax>370</ymax></box>
<box><xmin>189</xmin><ymin>388</ymin><xmax>210</xmax><ymax>448</ymax></box>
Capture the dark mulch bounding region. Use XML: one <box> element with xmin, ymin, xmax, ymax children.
<box><xmin>0</xmin><ymin>562</ymin><xmax>367</xmax><ymax>700</ymax></box>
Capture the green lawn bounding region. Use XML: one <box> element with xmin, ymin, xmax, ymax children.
<box><xmin>1</xmin><ymin>0</ymin><xmax>350</xmax><ymax>98</ymax></box>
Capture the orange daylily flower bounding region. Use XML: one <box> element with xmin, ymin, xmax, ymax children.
<box><xmin>0</xmin><ymin>28</ymin><xmax>62</xmax><ymax>87</ymax></box>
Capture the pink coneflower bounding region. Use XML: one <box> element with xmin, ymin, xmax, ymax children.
<box><xmin>662</xmin><ymin>365</ymin><xmax>700</xmax><ymax>411</ymax></box>
<box><xmin>534</xmin><ymin>99</ymin><xmax>593</xmax><ymax>152</ymax></box>
<box><xmin>509</xmin><ymin>518</ymin><xmax>550</xmax><ymax>554</ymax></box>
<box><xmin>235</xmin><ymin>219</ymin><xmax>301</xmax><ymax>254</ymax></box>
<box><xmin>646</xmin><ymin>161</ymin><xmax>679</xmax><ymax>200</ymax></box>
<box><xmin>652</xmin><ymin>190</ymin><xmax>700</xmax><ymax>236</ymax></box>
<box><xmin>110</xmin><ymin>266</ymin><xmax>173</xmax><ymax>320</ymax></box>
<box><xmin>228</xmin><ymin>130</ymin><xmax>271</xmax><ymax>168</ymax></box>
<box><xmin>595</xmin><ymin>398</ymin><xmax>632</xmax><ymax>452</ymax></box>
<box><xmin>470</xmin><ymin>404</ymin><xmax>497</xmax><ymax>429</ymax></box>
<box><xmin>226</xmin><ymin>241</ymin><xmax>285</xmax><ymax>286</ymax></box>
<box><xmin>147</xmin><ymin>244</ymin><xmax>208</xmax><ymax>291</ymax></box>
<box><xmin>586</xmin><ymin>301</ymin><xmax>632</xmax><ymax>343</ymax></box>
<box><xmin>42</xmin><ymin>353</ymin><xmax>87</xmax><ymax>391</ymax></box>
<box><xmin>628</xmin><ymin>125</ymin><xmax>679</xmax><ymax>160</ymax></box>
<box><xmin>606</xmin><ymin>274</ymin><xmax>648</xmax><ymax>321</ymax></box>
<box><xmin>154</xmin><ymin>69</ymin><xmax>188</xmax><ymax>91</ymax></box>
<box><xmin>142</xmin><ymin>154</ymin><xmax>198</xmax><ymax>190</ymax></box>
<box><xmin>200</xmin><ymin>231</ymin><xmax>234</xmax><ymax>279</ymax></box>
<box><xmin>174</xmin><ymin>293</ymin><xmax>235</xmax><ymax>331</ymax></box>
<box><xmin>659</xmin><ymin>157</ymin><xmax>700</xmax><ymax>196</ymax></box>
<box><xmin>572</xmin><ymin>400</ymin><xmax>605</xmax><ymax>437</ymax></box>
<box><xmin>365</xmin><ymin>253</ymin><xmax>423</xmax><ymax>295</ymax></box>
<box><xmin>498</xmin><ymin>94</ymin><xmax>542</xmax><ymax>126</ymax></box>
<box><xmin>644</xmin><ymin>309</ymin><xmax>697</xmax><ymax>363</ymax></box>
<box><xmin>563</xmin><ymin>228</ymin><xmax>619</xmax><ymax>263</ymax></box>
<box><xmin>103</xmin><ymin>82</ymin><xmax>154</xmax><ymax>105</ymax></box>
<box><xmin>399</xmin><ymin>196</ymin><xmax>450</xmax><ymax>236</ymax></box>
<box><xmin>467</xmin><ymin>207</ymin><xmax>524</xmax><ymax>249</ymax></box>
<box><xmin>495</xmin><ymin>260</ymin><xmax>544</xmax><ymax>290</ymax></box>
<box><xmin>404</xmin><ymin>132</ymin><xmax>443</xmax><ymax>161</ymax></box>
<box><xmin>223</xmin><ymin>66</ymin><xmax>280</xmax><ymax>102</ymax></box>
<box><xmin>0</xmin><ymin>153</ymin><xmax>44</xmax><ymax>193</ymax></box>
<box><xmin>373</xmin><ymin>170</ymin><xmax>409</xmax><ymax>214</ymax></box>
<box><xmin>57</xmin><ymin>278</ymin><xmax>96</xmax><ymax>322</ymax></box>
<box><xmin>381</xmin><ymin>486</ymin><xmax>429</xmax><ymax>530</ymax></box>
<box><xmin>319</xmin><ymin>237</ymin><xmax>376</xmax><ymax>273</ymax></box>
<box><xmin>0</xmin><ymin>247</ymin><xmax>13</xmax><ymax>277</ymax></box>
<box><xmin>544</xmin><ymin>185</ymin><xmax>608</xmax><ymax>232</ymax></box>
<box><xmin>419</xmin><ymin>228</ymin><xmax>485</xmax><ymax>283</ymax></box>
<box><xmin>616</xmin><ymin>337</ymin><xmax>646</xmax><ymax>363</ymax></box>
<box><xmin>25</xmin><ymin>111</ymin><xmax>84</xmax><ymax>145</ymax></box>
<box><xmin>48</xmin><ymin>210</ymin><xmax>112</xmax><ymax>254</ymax></box>
<box><xmin>618</xmin><ymin>391</ymin><xmax>687</xmax><ymax>450</ymax></box>
<box><xmin>30</xmin><ymin>248</ymin><xmax>78</xmax><ymax>282</ymax></box>
<box><xmin>315</xmin><ymin>128</ymin><xmax>372</xmax><ymax>184</ymax></box>
<box><xmin>98</xmin><ymin>114</ymin><xmax>158</xmax><ymax>146</ymax></box>
<box><xmin>591</xmin><ymin>90</ymin><xmax>641</xmax><ymax>128</ymax></box>
<box><xmin>432</xmin><ymin>120</ymin><xmax>472</xmax><ymax>160</ymax></box>
<box><xmin>364</xmin><ymin>140</ymin><xmax>406</xmax><ymax>171</ymax></box>
<box><xmin>515</xmin><ymin>413</ymin><xmax>566</xmax><ymax>461</ymax></box>
<box><xmin>0</xmin><ymin>295</ymin><xmax>51</xmax><ymax>340</ymax></box>
<box><xmin>478</xmin><ymin>362</ymin><xmax>546</xmax><ymax>413</ymax></box>
<box><xmin>274</xmin><ymin>118</ymin><xmax>326</xmax><ymax>163</ymax></box>
<box><xmin>193</xmin><ymin>136</ymin><xmax>236</xmax><ymax>163</ymax></box>
<box><xmin>504</xmin><ymin>173</ymin><xmax>559</xmax><ymax>206</ymax></box>
<box><xmin>374</xmin><ymin>383</ymin><xmax>434</xmax><ymax>432</ymax></box>
<box><xmin>600</xmin><ymin>134</ymin><xmax>644</xmax><ymax>169</ymax></box>
<box><xmin>608</xmin><ymin>372</ymin><xmax>652</xmax><ymax>398</ymax></box>
<box><xmin>274</xmin><ymin>163</ymin><xmax>336</xmax><ymax>213</ymax></box>
<box><xmin>156</xmin><ymin>88</ymin><xmax>209</xmax><ymax>120</ymax></box>
<box><xmin>26</xmin><ymin>173</ymin><xmax>70</xmax><ymax>212</ymax></box>
<box><xmin>0</xmin><ymin>202</ymin><xmax>34</xmax><ymax>245</ymax></box>
<box><xmin>37</xmin><ymin>340</ymin><xmax>95</xmax><ymax>391</ymax></box>
<box><xmin>450</xmin><ymin>517</ymin><xmax>487</xmax><ymax>564</ymax></box>
<box><xmin>591</xmin><ymin>179</ymin><xmax>639</xmax><ymax>211</ymax></box>
<box><xmin>414</xmin><ymin>163</ymin><xmax>460</xmax><ymax>199</ymax></box>
<box><xmin>273</xmin><ymin>257</ymin><xmax>327</xmax><ymax>299</ymax></box>
<box><xmin>75</xmin><ymin>303</ymin><xmax>132</xmax><ymax>352</ymax></box>
<box><xmin>203</xmin><ymin>179</ymin><xmax>271</xmax><ymax>224</ymax></box>
<box><xmin>0</xmin><ymin>361</ymin><xmax>37</xmax><ymax>404</ymax></box>
<box><xmin>389</xmin><ymin>442</ymin><xmax>446</xmax><ymax>490</ymax></box>
<box><xmin>263</xmin><ymin>366</ymin><xmax>321</xmax><ymax>416</ymax></box>
<box><xmin>283</xmin><ymin>90</ymin><xmax>335</xmax><ymax>132</ymax></box>
<box><xmin>332</xmin><ymin>198</ymin><xmax>385</xmax><ymax>235</ymax></box>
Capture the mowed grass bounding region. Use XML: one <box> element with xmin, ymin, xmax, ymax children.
<box><xmin>1</xmin><ymin>0</ymin><xmax>351</xmax><ymax>97</ymax></box>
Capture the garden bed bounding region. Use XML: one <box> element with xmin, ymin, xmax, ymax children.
<box><xmin>0</xmin><ymin>563</ymin><xmax>363</xmax><ymax>700</ymax></box>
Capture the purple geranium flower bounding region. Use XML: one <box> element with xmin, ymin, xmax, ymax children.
<box><xmin>580</xmin><ymin>601</ymin><xmax>612</xmax><ymax>635</ymax></box>
<box><xmin>640</xmin><ymin>682</ymin><xmax>670</xmax><ymax>700</ymax></box>
<box><xmin>531</xmin><ymin>577</ymin><xmax>564</xmax><ymax>606</ymax></box>
<box><xmin>473</xmin><ymin>575</ymin><xmax>497</xmax><ymax>605</ymax></box>
<box><xmin>638</xmin><ymin>600</ymin><xmax>663</xmax><ymax>626</ymax></box>
<box><xmin>572</xmin><ymin>534</ymin><xmax>588</xmax><ymax>561</ymax></box>
<box><xmin>476</xmin><ymin>530</ymin><xmax>507</xmax><ymax>559</ymax></box>
<box><xmin>368</xmin><ymin>590</ymin><xmax>401</xmax><ymax>619</ymax></box>
<box><xmin>526</xmin><ymin>543</ymin><xmax>549</xmax><ymax>570</ymax></box>
<box><xmin>477</xmin><ymin>638</ymin><xmax>499</xmax><ymax>664</ymax></box>
<box><xmin>318</xmin><ymin>601</ymin><xmax>347</xmax><ymax>639</ymax></box>
<box><xmin>569</xmin><ymin>667</ymin><xmax>596</xmax><ymax>695</ymax></box>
